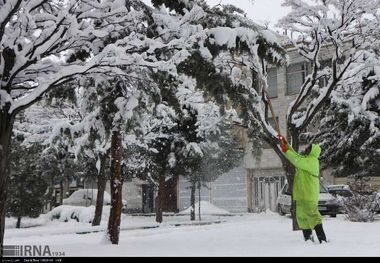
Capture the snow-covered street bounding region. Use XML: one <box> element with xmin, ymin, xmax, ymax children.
<box><xmin>5</xmin><ymin>213</ymin><xmax>380</xmax><ymax>257</ymax></box>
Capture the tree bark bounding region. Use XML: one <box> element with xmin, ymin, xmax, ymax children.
<box><xmin>190</xmin><ymin>182</ymin><xmax>195</xmax><ymax>221</ymax></box>
<box><xmin>283</xmin><ymin>162</ymin><xmax>299</xmax><ymax>231</ymax></box>
<box><xmin>107</xmin><ymin>131</ymin><xmax>123</xmax><ymax>244</ymax></box>
<box><xmin>289</xmin><ymin>129</ymin><xmax>301</xmax><ymax>231</ymax></box>
<box><xmin>47</xmin><ymin>178</ymin><xmax>55</xmax><ymax>211</ymax></box>
<box><xmin>92</xmin><ymin>155</ymin><xmax>107</xmax><ymax>226</ymax></box>
<box><xmin>155</xmin><ymin>175</ymin><xmax>165</xmax><ymax>223</ymax></box>
<box><xmin>59</xmin><ymin>180</ymin><xmax>64</xmax><ymax>205</ymax></box>
<box><xmin>198</xmin><ymin>181</ymin><xmax>201</xmax><ymax>221</ymax></box>
<box><xmin>16</xmin><ymin>216</ymin><xmax>21</xmax><ymax>229</ymax></box>
<box><xmin>0</xmin><ymin>110</ymin><xmax>13</xmax><ymax>252</ymax></box>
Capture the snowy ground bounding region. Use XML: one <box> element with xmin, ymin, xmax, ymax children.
<box><xmin>4</xmin><ymin>211</ymin><xmax>380</xmax><ymax>257</ymax></box>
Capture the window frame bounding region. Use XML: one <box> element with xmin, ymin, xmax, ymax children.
<box><xmin>286</xmin><ymin>62</ymin><xmax>308</xmax><ymax>96</ymax></box>
<box><xmin>267</xmin><ymin>67</ymin><xmax>278</xmax><ymax>99</ymax></box>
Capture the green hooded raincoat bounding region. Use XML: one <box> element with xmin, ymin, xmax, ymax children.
<box><xmin>285</xmin><ymin>144</ymin><xmax>323</xmax><ymax>230</ymax></box>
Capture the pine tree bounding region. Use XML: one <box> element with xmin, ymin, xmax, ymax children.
<box><xmin>318</xmin><ymin>72</ymin><xmax>380</xmax><ymax>179</ymax></box>
<box><xmin>6</xmin><ymin>138</ymin><xmax>48</xmax><ymax>228</ymax></box>
<box><xmin>186</xmin><ymin>120</ymin><xmax>244</xmax><ymax>221</ymax></box>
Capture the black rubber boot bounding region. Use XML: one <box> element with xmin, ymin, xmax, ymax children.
<box><xmin>302</xmin><ymin>229</ymin><xmax>314</xmax><ymax>242</ymax></box>
<box><xmin>314</xmin><ymin>224</ymin><xmax>327</xmax><ymax>243</ymax></box>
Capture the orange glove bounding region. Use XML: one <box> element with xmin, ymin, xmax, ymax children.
<box><xmin>278</xmin><ymin>135</ymin><xmax>289</xmax><ymax>153</ymax></box>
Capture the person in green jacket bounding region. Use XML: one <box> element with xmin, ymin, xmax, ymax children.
<box><xmin>278</xmin><ymin>135</ymin><xmax>327</xmax><ymax>243</ymax></box>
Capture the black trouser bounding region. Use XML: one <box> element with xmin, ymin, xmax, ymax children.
<box><xmin>302</xmin><ymin>229</ymin><xmax>312</xmax><ymax>240</ymax></box>
<box><xmin>303</xmin><ymin>224</ymin><xmax>327</xmax><ymax>243</ymax></box>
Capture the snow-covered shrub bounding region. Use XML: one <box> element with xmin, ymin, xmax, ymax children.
<box><xmin>342</xmin><ymin>175</ymin><xmax>378</xmax><ymax>222</ymax></box>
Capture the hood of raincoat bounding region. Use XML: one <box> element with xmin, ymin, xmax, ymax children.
<box><xmin>308</xmin><ymin>144</ymin><xmax>321</xmax><ymax>158</ymax></box>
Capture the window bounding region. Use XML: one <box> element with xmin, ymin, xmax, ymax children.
<box><xmin>267</xmin><ymin>68</ymin><xmax>278</xmax><ymax>98</ymax></box>
<box><xmin>320</xmin><ymin>183</ymin><xmax>329</xmax><ymax>193</ymax></box>
<box><xmin>318</xmin><ymin>60</ymin><xmax>332</xmax><ymax>89</ymax></box>
<box><xmin>287</xmin><ymin>63</ymin><xmax>308</xmax><ymax>95</ymax></box>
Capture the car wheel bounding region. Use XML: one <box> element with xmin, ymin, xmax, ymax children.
<box><xmin>330</xmin><ymin>214</ymin><xmax>337</xmax><ymax>218</ymax></box>
<box><xmin>278</xmin><ymin>205</ymin><xmax>285</xmax><ymax>216</ymax></box>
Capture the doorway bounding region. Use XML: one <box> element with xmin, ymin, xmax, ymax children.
<box><xmin>142</xmin><ymin>184</ymin><xmax>155</xmax><ymax>213</ymax></box>
<box><xmin>253</xmin><ymin>176</ymin><xmax>285</xmax><ymax>212</ymax></box>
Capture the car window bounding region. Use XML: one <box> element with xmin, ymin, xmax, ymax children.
<box><xmin>329</xmin><ymin>189</ymin><xmax>353</xmax><ymax>197</ymax></box>
<box><xmin>320</xmin><ymin>183</ymin><xmax>329</xmax><ymax>193</ymax></box>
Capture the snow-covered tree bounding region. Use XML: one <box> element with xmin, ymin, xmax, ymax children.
<box><xmin>11</xmin><ymin>88</ymin><xmax>81</xmax><ymax>210</ymax></box>
<box><xmin>6</xmin><ymin>137</ymin><xmax>48</xmax><ymax>228</ymax></box>
<box><xmin>0</xmin><ymin>0</ymin><xmax>129</xmax><ymax>246</ymax></box>
<box><xmin>163</xmin><ymin>0</ymin><xmax>380</xmax><ymax>230</ymax></box>
<box><xmin>169</xmin><ymin>75</ymin><xmax>217</xmax><ymax>221</ymax></box>
<box><xmin>277</xmin><ymin>0</ymin><xmax>380</xmax><ymax>168</ymax></box>
<box><xmin>194</xmin><ymin>120</ymin><xmax>244</xmax><ymax>220</ymax></box>
<box><xmin>172</xmin><ymin>75</ymin><xmax>243</xmax><ymax>221</ymax></box>
<box><xmin>342</xmin><ymin>175</ymin><xmax>379</xmax><ymax>222</ymax></box>
<box><xmin>73</xmin><ymin>79</ymin><xmax>114</xmax><ymax>227</ymax></box>
<box><xmin>318</xmin><ymin>72</ymin><xmax>380</xmax><ymax>179</ymax></box>
<box><xmin>143</xmin><ymin>101</ymin><xmax>179</xmax><ymax>223</ymax></box>
<box><xmin>0</xmin><ymin>0</ymin><xmax>212</xmax><ymax>246</ymax></box>
<box><xmin>263</xmin><ymin>0</ymin><xmax>380</xmax><ymax>229</ymax></box>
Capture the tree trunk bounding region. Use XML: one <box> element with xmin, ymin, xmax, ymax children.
<box><xmin>0</xmin><ymin>111</ymin><xmax>13</xmax><ymax>252</ymax></box>
<box><xmin>190</xmin><ymin>182</ymin><xmax>196</xmax><ymax>221</ymax></box>
<box><xmin>283</xmin><ymin>162</ymin><xmax>299</xmax><ymax>231</ymax></box>
<box><xmin>277</xmin><ymin>129</ymin><xmax>301</xmax><ymax>231</ymax></box>
<box><xmin>16</xmin><ymin>216</ymin><xmax>21</xmax><ymax>229</ymax></box>
<box><xmin>92</xmin><ymin>155</ymin><xmax>107</xmax><ymax>226</ymax></box>
<box><xmin>198</xmin><ymin>181</ymin><xmax>201</xmax><ymax>221</ymax></box>
<box><xmin>47</xmin><ymin>179</ymin><xmax>54</xmax><ymax>211</ymax></box>
<box><xmin>59</xmin><ymin>180</ymin><xmax>64</xmax><ymax>205</ymax></box>
<box><xmin>107</xmin><ymin>131</ymin><xmax>123</xmax><ymax>245</ymax></box>
<box><xmin>290</xmin><ymin>131</ymin><xmax>301</xmax><ymax>231</ymax></box>
<box><xmin>64</xmin><ymin>176</ymin><xmax>70</xmax><ymax>199</ymax></box>
<box><xmin>155</xmin><ymin>175</ymin><xmax>165</xmax><ymax>223</ymax></box>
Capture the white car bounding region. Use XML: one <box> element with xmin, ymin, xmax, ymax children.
<box><xmin>326</xmin><ymin>184</ymin><xmax>352</xmax><ymax>198</ymax></box>
<box><xmin>63</xmin><ymin>189</ymin><xmax>127</xmax><ymax>208</ymax></box>
<box><xmin>276</xmin><ymin>183</ymin><xmax>340</xmax><ymax>217</ymax></box>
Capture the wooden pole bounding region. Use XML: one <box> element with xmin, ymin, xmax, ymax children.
<box><xmin>264</xmin><ymin>90</ymin><xmax>281</xmax><ymax>135</ymax></box>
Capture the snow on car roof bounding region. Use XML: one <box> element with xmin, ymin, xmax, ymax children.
<box><xmin>327</xmin><ymin>185</ymin><xmax>350</xmax><ymax>190</ymax></box>
<box><xmin>65</xmin><ymin>189</ymin><xmax>111</xmax><ymax>203</ymax></box>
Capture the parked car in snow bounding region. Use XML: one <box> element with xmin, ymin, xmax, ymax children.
<box><xmin>276</xmin><ymin>182</ymin><xmax>340</xmax><ymax>217</ymax></box>
<box><xmin>63</xmin><ymin>189</ymin><xmax>127</xmax><ymax>209</ymax></box>
<box><xmin>326</xmin><ymin>184</ymin><xmax>353</xmax><ymax>198</ymax></box>
<box><xmin>327</xmin><ymin>185</ymin><xmax>380</xmax><ymax>214</ymax></box>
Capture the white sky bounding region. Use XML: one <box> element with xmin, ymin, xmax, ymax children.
<box><xmin>206</xmin><ymin>0</ymin><xmax>290</xmax><ymax>30</ymax></box>
<box><xmin>141</xmin><ymin>0</ymin><xmax>291</xmax><ymax>32</ymax></box>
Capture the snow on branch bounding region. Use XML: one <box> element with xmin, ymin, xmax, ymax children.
<box><xmin>279</xmin><ymin>0</ymin><xmax>380</xmax><ymax>130</ymax></box>
<box><xmin>0</xmin><ymin>0</ymin><xmax>208</xmax><ymax>116</ymax></box>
